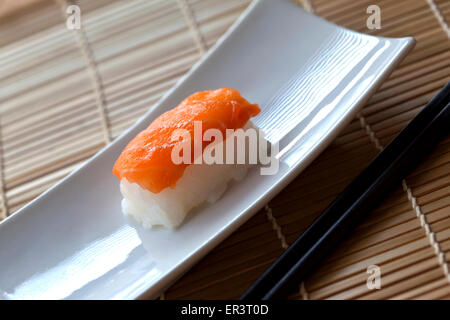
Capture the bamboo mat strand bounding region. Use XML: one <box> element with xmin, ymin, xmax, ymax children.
<box><xmin>427</xmin><ymin>0</ymin><xmax>450</xmax><ymax>37</ymax></box>
<box><xmin>0</xmin><ymin>122</ymin><xmax>8</xmax><ymax>219</ymax></box>
<box><xmin>56</xmin><ymin>0</ymin><xmax>112</xmax><ymax>144</ymax></box>
<box><xmin>0</xmin><ymin>0</ymin><xmax>449</xmax><ymax>300</ymax></box>
<box><xmin>176</xmin><ymin>0</ymin><xmax>208</xmax><ymax>55</ymax></box>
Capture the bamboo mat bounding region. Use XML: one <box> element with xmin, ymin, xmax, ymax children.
<box><xmin>0</xmin><ymin>0</ymin><xmax>449</xmax><ymax>300</ymax></box>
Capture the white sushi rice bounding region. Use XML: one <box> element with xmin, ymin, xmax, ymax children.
<box><xmin>120</xmin><ymin>123</ymin><xmax>260</xmax><ymax>229</ymax></box>
<box><xmin>120</xmin><ymin>163</ymin><xmax>248</xmax><ymax>229</ymax></box>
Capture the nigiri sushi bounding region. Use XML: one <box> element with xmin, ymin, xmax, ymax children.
<box><xmin>113</xmin><ymin>88</ymin><xmax>261</xmax><ymax>228</ymax></box>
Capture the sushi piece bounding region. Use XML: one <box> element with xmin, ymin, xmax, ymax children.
<box><xmin>113</xmin><ymin>88</ymin><xmax>260</xmax><ymax>228</ymax></box>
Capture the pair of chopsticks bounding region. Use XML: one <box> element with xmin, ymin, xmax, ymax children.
<box><xmin>241</xmin><ymin>82</ymin><xmax>450</xmax><ymax>300</ymax></box>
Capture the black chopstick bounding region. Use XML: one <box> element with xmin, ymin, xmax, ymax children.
<box><xmin>241</xmin><ymin>82</ymin><xmax>450</xmax><ymax>300</ymax></box>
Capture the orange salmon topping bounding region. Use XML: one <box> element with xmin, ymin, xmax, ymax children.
<box><xmin>112</xmin><ymin>88</ymin><xmax>260</xmax><ymax>193</ymax></box>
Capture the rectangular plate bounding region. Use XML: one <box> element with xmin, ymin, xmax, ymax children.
<box><xmin>0</xmin><ymin>0</ymin><xmax>414</xmax><ymax>299</ymax></box>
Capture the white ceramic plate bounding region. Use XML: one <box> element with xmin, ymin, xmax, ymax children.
<box><xmin>0</xmin><ymin>0</ymin><xmax>414</xmax><ymax>299</ymax></box>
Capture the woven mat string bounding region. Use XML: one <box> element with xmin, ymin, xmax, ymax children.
<box><xmin>357</xmin><ymin>111</ymin><xmax>450</xmax><ymax>285</ymax></box>
<box><xmin>55</xmin><ymin>0</ymin><xmax>112</xmax><ymax>145</ymax></box>
<box><xmin>177</xmin><ymin>0</ymin><xmax>208</xmax><ymax>56</ymax></box>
